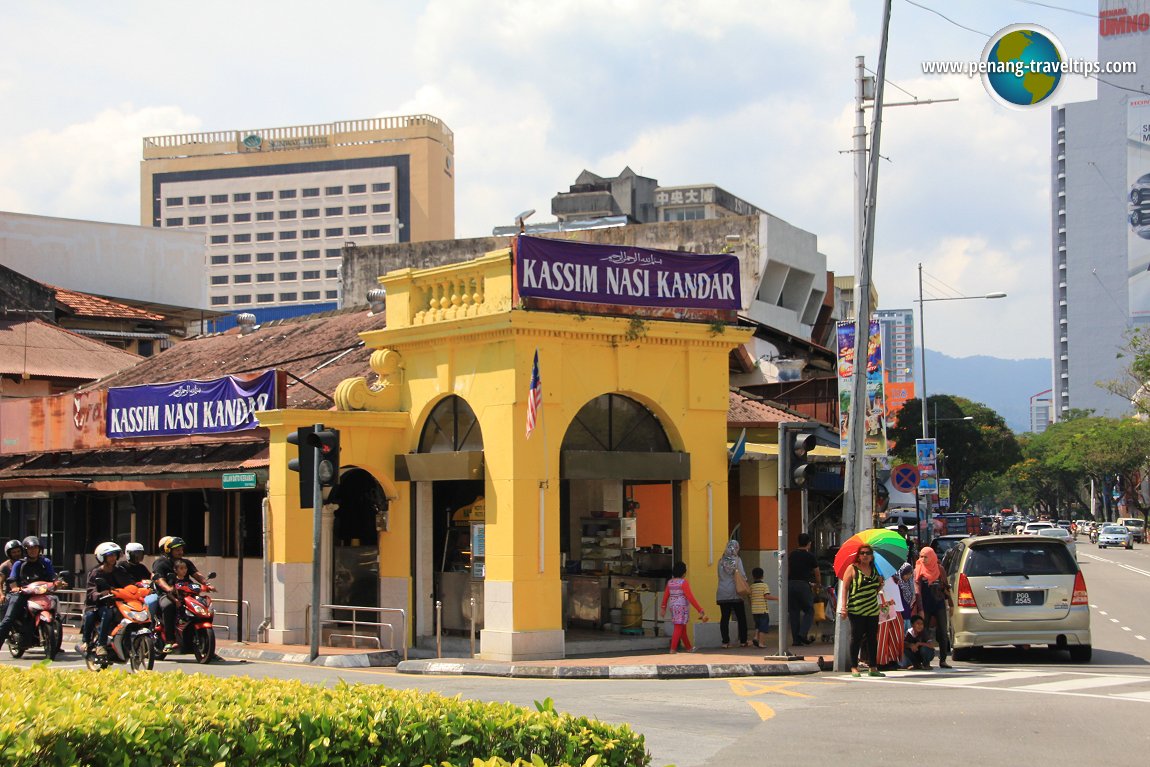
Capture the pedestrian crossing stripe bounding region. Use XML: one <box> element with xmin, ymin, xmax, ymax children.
<box><xmin>847</xmin><ymin>669</ymin><xmax>1150</xmax><ymax>703</ymax></box>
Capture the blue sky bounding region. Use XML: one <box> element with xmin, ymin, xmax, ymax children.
<box><xmin>0</xmin><ymin>1</ymin><xmax>1118</xmax><ymax>360</ymax></box>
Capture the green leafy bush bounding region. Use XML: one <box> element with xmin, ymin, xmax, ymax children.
<box><xmin>0</xmin><ymin>666</ymin><xmax>649</xmax><ymax>767</ymax></box>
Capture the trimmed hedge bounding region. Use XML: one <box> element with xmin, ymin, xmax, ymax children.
<box><xmin>0</xmin><ymin>665</ymin><xmax>650</xmax><ymax>767</ymax></box>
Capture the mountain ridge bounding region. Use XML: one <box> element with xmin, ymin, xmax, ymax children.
<box><xmin>918</xmin><ymin>349</ymin><xmax>1051</xmax><ymax>434</ymax></box>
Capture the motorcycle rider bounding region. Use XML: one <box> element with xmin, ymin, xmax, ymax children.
<box><xmin>119</xmin><ymin>541</ymin><xmax>159</xmax><ymax>621</ymax></box>
<box><xmin>0</xmin><ymin>536</ymin><xmax>61</xmax><ymax>647</ymax></box>
<box><xmin>0</xmin><ymin>540</ymin><xmax>24</xmax><ymax>598</ymax></box>
<box><xmin>152</xmin><ymin>536</ymin><xmax>213</xmax><ymax>653</ymax></box>
<box><xmin>81</xmin><ymin>542</ymin><xmax>135</xmax><ymax>655</ymax></box>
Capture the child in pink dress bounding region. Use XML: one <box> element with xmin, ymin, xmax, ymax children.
<box><xmin>661</xmin><ymin>561</ymin><xmax>707</xmax><ymax>653</ymax></box>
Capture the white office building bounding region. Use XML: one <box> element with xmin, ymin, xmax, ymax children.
<box><xmin>1052</xmin><ymin>2</ymin><xmax>1150</xmax><ymax>418</ymax></box>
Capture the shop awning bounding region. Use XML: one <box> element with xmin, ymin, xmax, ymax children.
<box><xmin>560</xmin><ymin>451</ymin><xmax>690</xmax><ymax>481</ymax></box>
<box><xmin>395</xmin><ymin>451</ymin><xmax>484</xmax><ymax>481</ymax></box>
<box><xmin>727</xmin><ymin>441</ymin><xmax>842</xmax><ymax>459</ymax></box>
<box><xmin>0</xmin><ymin>441</ymin><xmax>268</xmax><ymax>490</ymax></box>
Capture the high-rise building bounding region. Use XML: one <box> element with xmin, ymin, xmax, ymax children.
<box><xmin>1052</xmin><ymin>3</ymin><xmax>1150</xmax><ymax>419</ymax></box>
<box><xmin>875</xmin><ymin>308</ymin><xmax>915</xmax><ymax>384</ymax></box>
<box><xmin>142</xmin><ymin>115</ymin><xmax>454</xmax><ymax>316</ymax></box>
<box><xmin>1030</xmin><ymin>389</ymin><xmax>1053</xmax><ymax>433</ymax></box>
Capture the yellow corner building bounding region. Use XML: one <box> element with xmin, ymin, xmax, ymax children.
<box><xmin>258</xmin><ymin>240</ymin><xmax>752</xmax><ymax>660</ymax></box>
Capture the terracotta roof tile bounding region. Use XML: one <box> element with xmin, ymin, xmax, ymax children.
<box><xmin>727</xmin><ymin>389</ymin><xmax>805</xmax><ymax>426</ymax></box>
<box><xmin>50</xmin><ymin>285</ymin><xmax>166</xmax><ymax>321</ymax></box>
<box><xmin>95</xmin><ymin>307</ymin><xmax>389</xmax><ymax>410</ymax></box>
<box><xmin>0</xmin><ymin>441</ymin><xmax>267</xmax><ymax>479</ymax></box>
<box><xmin>0</xmin><ymin>318</ymin><xmax>141</xmax><ymax>380</ymax></box>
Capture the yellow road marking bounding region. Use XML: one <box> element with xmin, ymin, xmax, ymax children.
<box><xmin>728</xmin><ymin>679</ymin><xmax>812</xmax><ymax>699</ymax></box>
<box><xmin>747</xmin><ymin>700</ymin><xmax>775</xmax><ymax>720</ymax></box>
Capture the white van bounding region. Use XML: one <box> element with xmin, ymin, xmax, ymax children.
<box><xmin>883</xmin><ymin>508</ymin><xmax>921</xmax><ymax>528</ymax></box>
<box><xmin>1117</xmin><ymin>517</ymin><xmax>1146</xmax><ymax>543</ymax></box>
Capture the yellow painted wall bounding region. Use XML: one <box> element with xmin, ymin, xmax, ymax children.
<box><xmin>262</xmin><ymin>249</ymin><xmax>751</xmax><ymax>639</ymax></box>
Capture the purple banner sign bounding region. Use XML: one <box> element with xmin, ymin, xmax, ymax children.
<box><xmin>516</xmin><ymin>236</ymin><xmax>741</xmax><ymax>310</ymax></box>
<box><xmin>107</xmin><ymin>370</ymin><xmax>278</xmax><ymax>438</ymax></box>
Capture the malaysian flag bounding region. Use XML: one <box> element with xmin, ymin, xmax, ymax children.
<box><xmin>526</xmin><ymin>349</ymin><xmax>542</xmax><ymax>439</ymax></box>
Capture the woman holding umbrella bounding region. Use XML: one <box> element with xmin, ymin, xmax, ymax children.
<box><xmin>834</xmin><ymin>529</ymin><xmax>909</xmax><ymax>677</ymax></box>
<box><xmin>839</xmin><ymin>545</ymin><xmax>884</xmax><ymax>677</ymax></box>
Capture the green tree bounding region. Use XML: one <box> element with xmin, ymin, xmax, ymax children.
<box><xmin>1036</xmin><ymin>416</ymin><xmax>1150</xmax><ymax>520</ymax></box>
<box><xmin>887</xmin><ymin>394</ymin><xmax>1022</xmax><ymax>507</ymax></box>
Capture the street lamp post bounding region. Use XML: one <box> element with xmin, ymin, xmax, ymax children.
<box><xmin>915</xmin><ymin>262</ymin><xmax>1007</xmax><ymax>440</ymax></box>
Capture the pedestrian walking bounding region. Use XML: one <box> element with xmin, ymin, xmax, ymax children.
<box><xmin>839</xmin><ymin>544</ymin><xmax>884</xmax><ymax>677</ymax></box>
<box><xmin>749</xmin><ymin>566</ymin><xmax>778</xmax><ymax>648</ymax></box>
<box><xmin>660</xmin><ymin>561</ymin><xmax>706</xmax><ymax>653</ymax></box>
<box><xmin>915</xmin><ymin>546</ymin><xmax>953</xmax><ymax>669</ymax></box>
<box><xmin>787</xmin><ymin>533</ymin><xmax>821</xmax><ymax>646</ymax></box>
<box><xmin>715</xmin><ymin>539</ymin><xmax>749</xmax><ymax>648</ymax></box>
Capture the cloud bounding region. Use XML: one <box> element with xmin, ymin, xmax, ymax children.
<box><xmin>0</xmin><ymin>105</ymin><xmax>201</xmax><ymax>224</ymax></box>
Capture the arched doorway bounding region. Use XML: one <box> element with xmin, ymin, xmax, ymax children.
<box><xmin>328</xmin><ymin>468</ymin><xmax>388</xmax><ymax>610</ymax></box>
<box><xmin>560</xmin><ymin>394</ymin><xmax>685</xmax><ymax>638</ymax></box>
<box><xmin>404</xmin><ymin>395</ymin><xmax>485</xmax><ymax>643</ymax></box>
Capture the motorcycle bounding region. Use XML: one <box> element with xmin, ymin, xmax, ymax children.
<box><xmin>6</xmin><ymin>573</ymin><xmax>69</xmax><ymax>661</ymax></box>
<box><xmin>84</xmin><ymin>582</ymin><xmax>156</xmax><ymax>672</ymax></box>
<box><xmin>154</xmin><ymin>572</ymin><xmax>217</xmax><ymax>664</ymax></box>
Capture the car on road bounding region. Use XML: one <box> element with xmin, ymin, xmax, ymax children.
<box><xmin>930</xmin><ymin>534</ymin><xmax>968</xmax><ymax>569</ymax></box>
<box><xmin>1036</xmin><ymin>526</ymin><xmax>1077</xmax><ymax>560</ymax></box>
<box><xmin>945</xmin><ymin>535</ymin><xmax>1091</xmax><ymax>663</ymax></box>
<box><xmin>1097</xmin><ymin>524</ymin><xmax>1134</xmax><ymax>550</ymax></box>
<box><xmin>1023</xmin><ymin>521</ymin><xmax>1055</xmax><ymax>535</ymax></box>
<box><xmin>1116</xmin><ymin>517</ymin><xmax>1146</xmax><ymax>544</ymax></box>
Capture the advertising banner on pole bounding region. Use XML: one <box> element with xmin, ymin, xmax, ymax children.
<box><xmin>939</xmin><ymin>478</ymin><xmax>951</xmax><ymax>508</ymax></box>
<box><xmin>915</xmin><ymin>438</ymin><xmax>938</xmax><ymax>507</ymax></box>
<box><xmin>836</xmin><ymin>319</ymin><xmax>889</xmax><ymax>455</ymax></box>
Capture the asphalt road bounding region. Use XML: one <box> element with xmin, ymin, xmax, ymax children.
<box><xmin>5</xmin><ymin>539</ymin><xmax>1150</xmax><ymax>766</ymax></box>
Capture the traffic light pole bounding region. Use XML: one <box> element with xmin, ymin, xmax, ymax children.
<box><xmin>777</xmin><ymin>423</ymin><xmax>790</xmax><ymax>659</ymax></box>
<box><xmin>310</xmin><ymin>422</ymin><xmax>324</xmax><ymax>662</ymax></box>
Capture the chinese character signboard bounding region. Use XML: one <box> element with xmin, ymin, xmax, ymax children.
<box><xmin>107</xmin><ymin>370</ymin><xmax>278</xmax><ymax>439</ymax></box>
<box><xmin>837</xmin><ymin>319</ymin><xmax>889</xmax><ymax>455</ymax></box>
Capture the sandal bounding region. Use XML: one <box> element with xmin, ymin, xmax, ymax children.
<box><xmin>740</xmin><ymin>642</ymin><xmax>751</xmax><ymax>647</ymax></box>
<box><xmin>721</xmin><ymin>643</ymin><xmax>732</xmax><ymax>649</ymax></box>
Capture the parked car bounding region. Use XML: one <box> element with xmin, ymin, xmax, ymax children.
<box><xmin>1098</xmin><ymin>524</ymin><xmax>1134</xmax><ymax>550</ymax></box>
<box><xmin>1116</xmin><ymin>517</ymin><xmax>1146</xmax><ymax>544</ymax></box>
<box><xmin>1023</xmin><ymin>522</ymin><xmax>1055</xmax><ymax>535</ymax></box>
<box><xmin>945</xmin><ymin>535</ymin><xmax>1091</xmax><ymax>663</ymax></box>
<box><xmin>930</xmin><ymin>534</ymin><xmax>968</xmax><ymax>570</ymax></box>
<box><xmin>1036</xmin><ymin>526</ymin><xmax>1077</xmax><ymax>560</ymax></box>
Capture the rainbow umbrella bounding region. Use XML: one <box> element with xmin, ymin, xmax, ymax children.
<box><xmin>833</xmin><ymin>528</ymin><xmax>909</xmax><ymax>579</ymax></box>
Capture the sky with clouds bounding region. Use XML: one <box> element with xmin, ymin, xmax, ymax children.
<box><xmin>0</xmin><ymin>1</ymin><xmax>1120</xmax><ymax>360</ymax></box>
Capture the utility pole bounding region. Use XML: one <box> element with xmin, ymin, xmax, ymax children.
<box><xmin>836</xmin><ymin>0</ymin><xmax>893</xmax><ymax>673</ymax></box>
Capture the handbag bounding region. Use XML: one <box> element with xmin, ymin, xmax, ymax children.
<box><xmin>814</xmin><ymin>601</ymin><xmax>827</xmax><ymax>622</ymax></box>
<box><xmin>734</xmin><ymin>567</ymin><xmax>750</xmax><ymax>598</ymax></box>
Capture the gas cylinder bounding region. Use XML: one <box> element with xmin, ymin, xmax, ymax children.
<box><xmin>621</xmin><ymin>589</ymin><xmax>643</xmax><ymax>632</ymax></box>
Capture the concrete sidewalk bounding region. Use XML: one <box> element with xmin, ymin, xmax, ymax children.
<box><xmin>208</xmin><ymin>637</ymin><xmax>830</xmax><ymax>678</ymax></box>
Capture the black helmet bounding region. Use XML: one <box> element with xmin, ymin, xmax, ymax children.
<box><xmin>162</xmin><ymin>536</ymin><xmax>186</xmax><ymax>555</ymax></box>
<box><xmin>4</xmin><ymin>540</ymin><xmax>21</xmax><ymax>558</ymax></box>
<box><xmin>21</xmin><ymin>536</ymin><xmax>40</xmax><ymax>550</ymax></box>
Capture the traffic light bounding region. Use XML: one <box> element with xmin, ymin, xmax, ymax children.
<box><xmin>287</xmin><ymin>426</ymin><xmax>315</xmax><ymax>509</ymax></box>
<box><xmin>307</xmin><ymin>428</ymin><xmax>341</xmax><ymax>488</ymax></box>
<box><xmin>781</xmin><ymin>428</ymin><xmax>817</xmax><ymax>490</ymax></box>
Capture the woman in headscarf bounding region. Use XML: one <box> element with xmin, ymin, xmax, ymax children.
<box><xmin>715</xmin><ymin>539</ymin><xmax>750</xmax><ymax>648</ymax></box>
<box><xmin>914</xmin><ymin>546</ymin><xmax>953</xmax><ymax>669</ymax></box>
<box><xmin>897</xmin><ymin>562</ymin><xmax>918</xmax><ymax>628</ymax></box>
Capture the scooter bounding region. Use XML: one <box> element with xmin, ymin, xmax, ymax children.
<box><xmin>6</xmin><ymin>573</ymin><xmax>69</xmax><ymax>661</ymax></box>
<box><xmin>154</xmin><ymin>572</ymin><xmax>217</xmax><ymax>664</ymax></box>
<box><xmin>84</xmin><ymin>583</ymin><xmax>156</xmax><ymax>672</ymax></box>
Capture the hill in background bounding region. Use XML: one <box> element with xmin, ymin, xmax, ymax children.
<box><xmin>918</xmin><ymin>350</ymin><xmax>1051</xmax><ymax>434</ymax></box>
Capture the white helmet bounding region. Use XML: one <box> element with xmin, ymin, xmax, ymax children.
<box><xmin>94</xmin><ymin>541</ymin><xmax>122</xmax><ymax>564</ymax></box>
<box><xmin>125</xmin><ymin>542</ymin><xmax>145</xmax><ymax>562</ymax></box>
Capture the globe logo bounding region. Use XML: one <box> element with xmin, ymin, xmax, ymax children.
<box><xmin>981</xmin><ymin>24</ymin><xmax>1067</xmax><ymax>109</ymax></box>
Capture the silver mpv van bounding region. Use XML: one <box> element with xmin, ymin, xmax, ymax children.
<box><xmin>945</xmin><ymin>535</ymin><xmax>1091</xmax><ymax>662</ymax></box>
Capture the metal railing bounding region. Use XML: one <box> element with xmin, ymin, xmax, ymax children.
<box><xmin>304</xmin><ymin>604</ymin><xmax>407</xmax><ymax>661</ymax></box>
<box><xmin>55</xmin><ymin>589</ymin><xmax>87</xmax><ymax>629</ymax></box>
<box><xmin>210</xmin><ymin>598</ymin><xmax>251</xmax><ymax>642</ymax></box>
